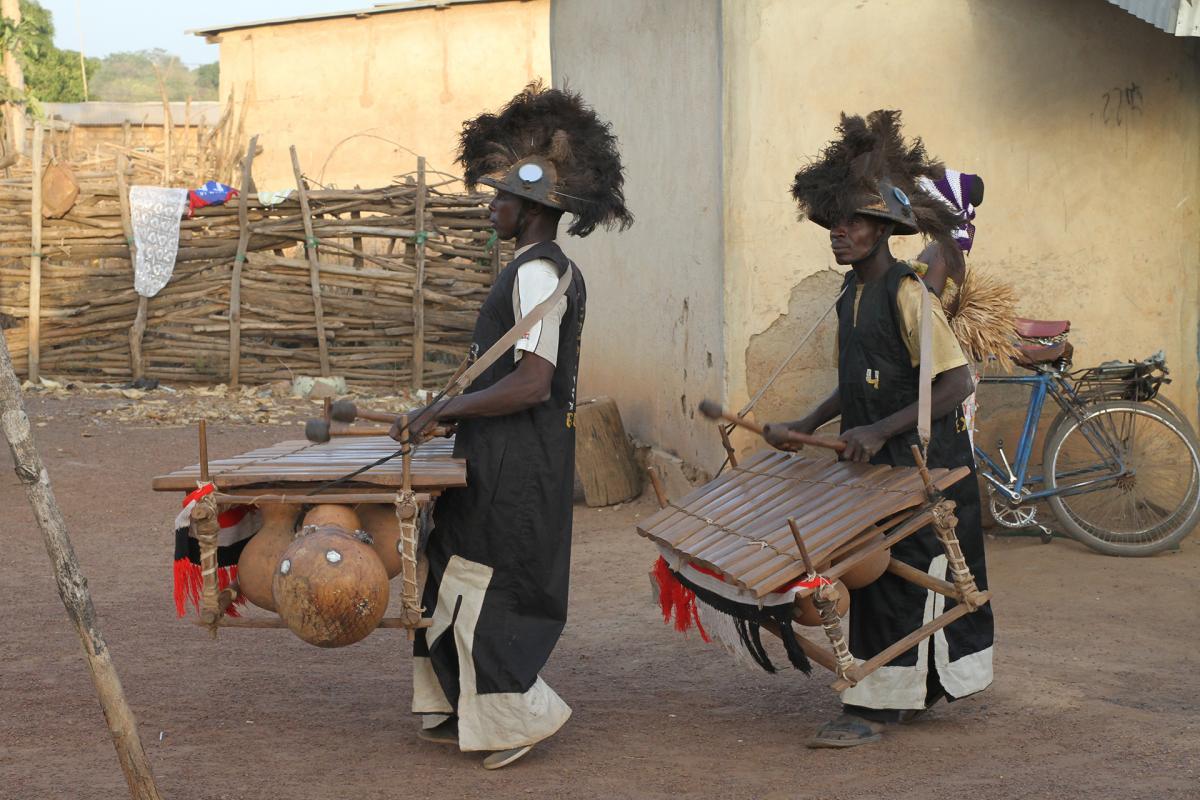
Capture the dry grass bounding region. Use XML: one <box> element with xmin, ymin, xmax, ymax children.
<box><xmin>946</xmin><ymin>267</ymin><xmax>1021</xmax><ymax>370</ymax></box>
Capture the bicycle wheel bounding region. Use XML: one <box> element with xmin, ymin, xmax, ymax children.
<box><xmin>1045</xmin><ymin>394</ymin><xmax>1195</xmax><ymax>457</ymax></box>
<box><xmin>1043</xmin><ymin>400</ymin><xmax>1200</xmax><ymax>556</ymax></box>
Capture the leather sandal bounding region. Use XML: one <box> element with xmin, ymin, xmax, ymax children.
<box><xmin>417</xmin><ymin>718</ymin><xmax>458</xmax><ymax>745</ymax></box>
<box><xmin>806</xmin><ymin>714</ymin><xmax>884</xmax><ymax>749</ymax></box>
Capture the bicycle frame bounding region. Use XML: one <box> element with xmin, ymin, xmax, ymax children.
<box><xmin>974</xmin><ymin>367</ymin><xmax>1130</xmax><ymax>503</ymax></box>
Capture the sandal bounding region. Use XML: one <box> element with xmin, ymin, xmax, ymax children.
<box><xmin>482</xmin><ymin>745</ymin><xmax>533</xmax><ymax>770</ymax></box>
<box><xmin>417</xmin><ymin>718</ymin><xmax>459</xmax><ymax>745</ymax></box>
<box><xmin>806</xmin><ymin>714</ymin><xmax>883</xmax><ymax>749</ymax></box>
<box><xmin>898</xmin><ymin>695</ymin><xmax>943</xmax><ymax>725</ymax></box>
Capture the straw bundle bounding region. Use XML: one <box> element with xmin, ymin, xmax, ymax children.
<box><xmin>945</xmin><ymin>267</ymin><xmax>1021</xmax><ymax>370</ymax></box>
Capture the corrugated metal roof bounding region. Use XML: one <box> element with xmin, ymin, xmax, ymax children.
<box><xmin>42</xmin><ymin>101</ymin><xmax>222</xmax><ymax>127</ymax></box>
<box><xmin>187</xmin><ymin>0</ymin><xmax>518</xmax><ymax>37</ymax></box>
<box><xmin>1105</xmin><ymin>0</ymin><xmax>1200</xmax><ymax>35</ymax></box>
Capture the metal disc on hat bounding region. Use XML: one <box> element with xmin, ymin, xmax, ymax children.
<box><xmin>517</xmin><ymin>162</ymin><xmax>544</xmax><ymax>183</ymax></box>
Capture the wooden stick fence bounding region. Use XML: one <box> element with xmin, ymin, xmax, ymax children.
<box><xmin>0</xmin><ymin>136</ymin><xmax>507</xmax><ymax>389</ymax></box>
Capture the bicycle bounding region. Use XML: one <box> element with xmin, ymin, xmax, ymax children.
<box><xmin>974</xmin><ymin>320</ymin><xmax>1200</xmax><ymax>556</ymax></box>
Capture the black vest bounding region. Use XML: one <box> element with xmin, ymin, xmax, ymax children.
<box><xmin>441</xmin><ymin>239</ymin><xmax>586</xmax><ymax>567</ymax></box>
<box><xmin>836</xmin><ymin>261</ymin><xmax>972</xmax><ymax>470</ymax></box>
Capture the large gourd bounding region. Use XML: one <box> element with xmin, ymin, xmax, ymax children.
<box><xmin>236</xmin><ymin>504</ymin><xmax>298</xmax><ymax>612</ymax></box>
<box><xmin>273</xmin><ymin>524</ymin><xmax>389</xmax><ymax>647</ymax></box>
<box><xmin>793</xmin><ymin>580</ymin><xmax>850</xmax><ymax>627</ymax></box>
<box><xmin>303</xmin><ymin>504</ymin><xmax>362</xmax><ymax>533</ymax></box>
<box><xmin>834</xmin><ymin>533</ymin><xmax>891</xmax><ymax>589</ymax></box>
<box><xmin>357</xmin><ymin>503</ymin><xmax>405</xmax><ymax>579</ymax></box>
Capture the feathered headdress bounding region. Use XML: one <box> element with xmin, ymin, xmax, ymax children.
<box><xmin>458</xmin><ymin>82</ymin><xmax>633</xmax><ymax>238</ymax></box>
<box><xmin>791</xmin><ymin>110</ymin><xmax>964</xmax><ymax>268</ymax></box>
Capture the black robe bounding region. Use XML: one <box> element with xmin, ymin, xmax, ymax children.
<box><xmin>835</xmin><ymin>260</ymin><xmax>994</xmax><ymax>711</ymax></box>
<box><xmin>411</xmin><ymin>240</ymin><xmax>585</xmax><ymax>751</ymax></box>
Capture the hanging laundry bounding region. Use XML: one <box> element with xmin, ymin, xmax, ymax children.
<box><xmin>187</xmin><ymin>180</ymin><xmax>238</xmax><ymax>215</ymax></box>
<box><xmin>257</xmin><ymin>189</ymin><xmax>293</xmax><ymax>206</ymax></box>
<box><xmin>130</xmin><ymin>186</ymin><xmax>189</xmax><ymax>298</ymax></box>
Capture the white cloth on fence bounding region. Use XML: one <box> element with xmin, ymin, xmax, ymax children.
<box><xmin>257</xmin><ymin>189</ymin><xmax>293</xmax><ymax>206</ymax></box>
<box><xmin>130</xmin><ymin>186</ymin><xmax>189</xmax><ymax>298</ymax></box>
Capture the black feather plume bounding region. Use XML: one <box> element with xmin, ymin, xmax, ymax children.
<box><xmin>791</xmin><ymin>110</ymin><xmax>963</xmax><ymax>258</ymax></box>
<box><xmin>458</xmin><ymin>82</ymin><xmax>633</xmax><ymax>238</ymax></box>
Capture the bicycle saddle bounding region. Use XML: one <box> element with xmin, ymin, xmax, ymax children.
<box><xmin>1014</xmin><ymin>318</ymin><xmax>1070</xmax><ymax>339</ymax></box>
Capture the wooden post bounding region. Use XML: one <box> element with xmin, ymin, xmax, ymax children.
<box><xmin>116</xmin><ymin>154</ymin><xmax>147</xmax><ymax>380</ymax></box>
<box><xmin>153</xmin><ymin>66</ymin><xmax>171</xmax><ymax>186</ymax></box>
<box><xmin>399</xmin><ymin>413</ymin><xmax>412</xmax><ymax>489</ymax></box>
<box><xmin>28</xmin><ymin>122</ymin><xmax>43</xmax><ymax>381</ymax></box>
<box><xmin>411</xmin><ymin>157</ymin><xmax>428</xmax><ymax>390</ymax></box>
<box><xmin>228</xmin><ymin>135</ymin><xmax>259</xmax><ymax>387</ymax></box>
<box><xmin>718</xmin><ymin>424</ymin><xmax>739</xmax><ymax>469</ymax></box>
<box><xmin>647</xmin><ymin>467</ymin><xmax>668</xmax><ymax>509</ymax></box>
<box><xmin>2</xmin><ymin>0</ymin><xmax>25</xmax><ymax>159</ymax></box>
<box><xmin>181</xmin><ymin>96</ymin><xmax>191</xmax><ymax>167</ymax></box>
<box><xmin>121</xmin><ymin>120</ymin><xmax>131</xmax><ymax>148</ymax></box>
<box><xmin>787</xmin><ymin>518</ymin><xmax>816</xmax><ymax>575</ymax></box>
<box><xmin>198</xmin><ymin>419</ymin><xmax>210</xmax><ymax>483</ymax></box>
<box><xmin>0</xmin><ymin>307</ymin><xmax>164</xmax><ymax>800</ymax></box>
<box><xmin>127</xmin><ymin>302</ymin><xmax>147</xmax><ymax>381</ymax></box>
<box><xmin>350</xmin><ymin>208</ymin><xmax>363</xmax><ymax>269</ymax></box>
<box><xmin>574</xmin><ymin>396</ymin><xmax>642</xmax><ymax>506</ymax></box>
<box><xmin>289</xmin><ymin>145</ymin><xmax>331</xmax><ymax>377</ymax></box>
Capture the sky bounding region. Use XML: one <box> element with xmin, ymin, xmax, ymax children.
<box><xmin>39</xmin><ymin>1</ymin><xmax>375</xmax><ymax>66</ymax></box>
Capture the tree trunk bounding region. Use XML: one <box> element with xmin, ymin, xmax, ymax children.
<box><xmin>574</xmin><ymin>396</ymin><xmax>643</xmax><ymax>507</ymax></box>
<box><xmin>0</xmin><ymin>329</ymin><xmax>164</xmax><ymax>800</ymax></box>
<box><xmin>1</xmin><ymin>0</ymin><xmax>24</xmax><ymax>158</ymax></box>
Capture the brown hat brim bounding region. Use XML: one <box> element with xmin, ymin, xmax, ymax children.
<box><xmin>806</xmin><ymin>209</ymin><xmax>918</xmax><ymax>235</ymax></box>
<box><xmin>479</xmin><ymin>175</ymin><xmax>569</xmax><ymax>212</ymax></box>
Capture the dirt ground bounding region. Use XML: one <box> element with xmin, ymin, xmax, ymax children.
<box><xmin>2</xmin><ymin>394</ymin><xmax>1199</xmax><ymax>800</ymax></box>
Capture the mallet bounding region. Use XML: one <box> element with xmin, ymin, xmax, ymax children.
<box><xmin>305</xmin><ymin>418</ymin><xmax>392</xmax><ymax>443</ymax></box>
<box><xmin>697</xmin><ymin>399</ymin><xmax>845</xmax><ymax>453</ymax></box>
<box><xmin>330</xmin><ymin>398</ymin><xmax>398</xmax><ymax>425</ymax></box>
<box><xmin>305</xmin><ymin>418</ymin><xmax>450</xmax><ymax>444</ymax></box>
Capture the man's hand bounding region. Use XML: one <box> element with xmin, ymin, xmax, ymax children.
<box><xmin>839</xmin><ymin>424</ymin><xmax>887</xmax><ymax>463</ymax></box>
<box><xmin>389</xmin><ymin>400</ymin><xmax>450</xmax><ymax>444</ymax></box>
<box><xmin>762</xmin><ymin>420</ymin><xmax>814</xmax><ymax>452</ymax></box>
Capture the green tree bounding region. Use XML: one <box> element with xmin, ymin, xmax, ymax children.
<box><xmin>90</xmin><ymin>49</ymin><xmax>217</xmax><ymax>102</ymax></box>
<box><xmin>1</xmin><ymin>1</ymin><xmax>98</xmax><ymax>103</ymax></box>
<box><xmin>3</xmin><ymin>2</ymin><xmax>216</xmax><ymax>105</ymax></box>
<box><xmin>195</xmin><ymin>62</ymin><xmax>218</xmax><ymax>94</ymax></box>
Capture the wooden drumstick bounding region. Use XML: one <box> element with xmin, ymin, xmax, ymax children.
<box><xmin>305</xmin><ymin>418</ymin><xmax>447</xmax><ymax>443</ymax></box>
<box><xmin>697</xmin><ymin>399</ymin><xmax>845</xmax><ymax>453</ymax></box>
<box><xmin>330</xmin><ymin>399</ymin><xmax>398</xmax><ymax>425</ymax></box>
<box><xmin>305</xmin><ymin>419</ymin><xmax>388</xmax><ymax>442</ymax></box>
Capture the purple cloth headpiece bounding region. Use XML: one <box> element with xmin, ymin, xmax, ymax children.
<box><xmin>918</xmin><ymin>169</ymin><xmax>977</xmax><ymax>254</ymax></box>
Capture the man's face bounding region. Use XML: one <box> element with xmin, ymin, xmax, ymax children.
<box><xmin>488</xmin><ymin>189</ymin><xmax>525</xmax><ymax>240</ymax></box>
<box><xmin>829</xmin><ymin>215</ymin><xmax>887</xmax><ymax>265</ymax></box>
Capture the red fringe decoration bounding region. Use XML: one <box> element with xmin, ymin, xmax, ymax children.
<box><xmin>173</xmin><ymin>559</ymin><xmax>200</xmax><ymax>618</ymax></box>
<box><xmin>651</xmin><ymin>557</ymin><xmax>709</xmax><ymax>643</ymax></box>
<box><xmin>173</xmin><ymin>560</ymin><xmax>244</xmax><ymax>618</ymax></box>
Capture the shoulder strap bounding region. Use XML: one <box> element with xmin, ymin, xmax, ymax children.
<box><xmin>917</xmin><ymin>278</ymin><xmax>933</xmax><ymax>454</ymax></box>
<box><xmin>446</xmin><ymin>263</ymin><xmax>573</xmax><ymax>396</ymax></box>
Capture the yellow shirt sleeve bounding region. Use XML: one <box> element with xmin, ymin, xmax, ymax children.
<box><xmin>895</xmin><ymin>275</ymin><xmax>968</xmax><ymax>374</ymax></box>
<box><xmin>909</xmin><ymin>259</ymin><xmax>957</xmax><ymax>295</ymax></box>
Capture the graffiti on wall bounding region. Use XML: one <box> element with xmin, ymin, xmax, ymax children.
<box><xmin>1102</xmin><ymin>82</ymin><xmax>1143</xmax><ymax>126</ymax></box>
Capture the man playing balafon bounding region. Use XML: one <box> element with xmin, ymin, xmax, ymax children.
<box><xmin>391</xmin><ymin>83</ymin><xmax>632</xmax><ymax>770</ymax></box>
<box><xmin>764</xmin><ymin>110</ymin><xmax>994</xmax><ymax>748</ymax></box>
